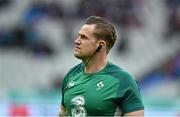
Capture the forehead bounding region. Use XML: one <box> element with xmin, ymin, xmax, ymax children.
<box><xmin>79</xmin><ymin>24</ymin><xmax>96</xmax><ymax>35</ymax></box>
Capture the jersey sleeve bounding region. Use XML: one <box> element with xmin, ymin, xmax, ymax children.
<box><xmin>61</xmin><ymin>66</ymin><xmax>75</xmax><ymax>106</ymax></box>
<box><xmin>116</xmin><ymin>71</ymin><xmax>144</xmax><ymax>115</ymax></box>
<box><xmin>61</xmin><ymin>73</ymin><xmax>69</xmax><ymax>106</ymax></box>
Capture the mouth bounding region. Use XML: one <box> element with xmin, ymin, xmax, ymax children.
<box><xmin>75</xmin><ymin>47</ymin><xmax>81</xmax><ymax>51</ymax></box>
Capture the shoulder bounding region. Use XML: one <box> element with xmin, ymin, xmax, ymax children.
<box><xmin>62</xmin><ymin>63</ymin><xmax>83</xmax><ymax>87</ymax></box>
<box><xmin>65</xmin><ymin>62</ymin><xmax>83</xmax><ymax>78</ymax></box>
<box><xmin>106</xmin><ymin>62</ymin><xmax>135</xmax><ymax>82</ymax></box>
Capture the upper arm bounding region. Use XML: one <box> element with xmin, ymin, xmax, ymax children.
<box><xmin>125</xmin><ymin>110</ymin><xmax>144</xmax><ymax>116</ymax></box>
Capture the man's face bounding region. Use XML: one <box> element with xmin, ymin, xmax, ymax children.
<box><xmin>74</xmin><ymin>24</ymin><xmax>98</xmax><ymax>60</ymax></box>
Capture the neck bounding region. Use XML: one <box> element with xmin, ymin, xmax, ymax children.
<box><xmin>83</xmin><ymin>53</ymin><xmax>107</xmax><ymax>74</ymax></box>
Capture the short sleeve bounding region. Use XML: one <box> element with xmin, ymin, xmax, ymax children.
<box><xmin>61</xmin><ymin>73</ymin><xmax>69</xmax><ymax>106</ymax></box>
<box><xmin>116</xmin><ymin>72</ymin><xmax>144</xmax><ymax>115</ymax></box>
<box><xmin>61</xmin><ymin>66</ymin><xmax>75</xmax><ymax>106</ymax></box>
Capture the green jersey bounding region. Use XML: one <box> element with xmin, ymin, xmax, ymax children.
<box><xmin>61</xmin><ymin>62</ymin><xmax>144</xmax><ymax>116</ymax></box>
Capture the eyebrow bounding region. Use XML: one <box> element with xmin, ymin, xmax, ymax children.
<box><xmin>78</xmin><ymin>33</ymin><xmax>88</xmax><ymax>39</ymax></box>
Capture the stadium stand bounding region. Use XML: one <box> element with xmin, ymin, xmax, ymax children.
<box><xmin>0</xmin><ymin>0</ymin><xmax>179</xmax><ymax>116</ymax></box>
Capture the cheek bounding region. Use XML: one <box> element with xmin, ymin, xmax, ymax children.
<box><xmin>81</xmin><ymin>40</ymin><xmax>97</xmax><ymax>54</ymax></box>
<box><xmin>84</xmin><ymin>44</ymin><xmax>96</xmax><ymax>53</ymax></box>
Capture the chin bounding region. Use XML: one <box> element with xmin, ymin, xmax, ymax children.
<box><xmin>74</xmin><ymin>53</ymin><xmax>83</xmax><ymax>59</ymax></box>
<box><xmin>74</xmin><ymin>53</ymin><xmax>88</xmax><ymax>61</ymax></box>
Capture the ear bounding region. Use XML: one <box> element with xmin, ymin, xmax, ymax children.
<box><xmin>97</xmin><ymin>40</ymin><xmax>106</xmax><ymax>49</ymax></box>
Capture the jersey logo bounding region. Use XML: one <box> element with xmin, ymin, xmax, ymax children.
<box><xmin>67</xmin><ymin>81</ymin><xmax>76</xmax><ymax>88</ymax></box>
<box><xmin>71</xmin><ymin>96</ymin><xmax>86</xmax><ymax>117</ymax></box>
<box><xmin>96</xmin><ymin>81</ymin><xmax>104</xmax><ymax>90</ymax></box>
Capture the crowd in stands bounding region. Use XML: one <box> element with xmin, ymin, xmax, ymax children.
<box><xmin>0</xmin><ymin>0</ymin><xmax>179</xmax><ymax>80</ymax></box>
<box><xmin>77</xmin><ymin>0</ymin><xmax>143</xmax><ymax>27</ymax></box>
<box><xmin>0</xmin><ymin>0</ymin><xmax>57</xmax><ymax>56</ymax></box>
<box><xmin>77</xmin><ymin>0</ymin><xmax>144</xmax><ymax>53</ymax></box>
<box><xmin>0</xmin><ymin>0</ymin><xmax>144</xmax><ymax>56</ymax></box>
<box><xmin>139</xmin><ymin>0</ymin><xmax>180</xmax><ymax>91</ymax></box>
<box><xmin>0</xmin><ymin>25</ymin><xmax>54</xmax><ymax>56</ymax></box>
<box><xmin>138</xmin><ymin>0</ymin><xmax>180</xmax><ymax>90</ymax></box>
<box><xmin>140</xmin><ymin>50</ymin><xmax>180</xmax><ymax>90</ymax></box>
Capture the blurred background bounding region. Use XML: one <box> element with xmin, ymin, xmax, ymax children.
<box><xmin>0</xmin><ymin>0</ymin><xmax>180</xmax><ymax>116</ymax></box>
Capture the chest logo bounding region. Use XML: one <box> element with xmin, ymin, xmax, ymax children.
<box><xmin>96</xmin><ymin>81</ymin><xmax>104</xmax><ymax>90</ymax></box>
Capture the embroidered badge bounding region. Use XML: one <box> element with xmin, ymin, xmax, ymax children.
<box><xmin>96</xmin><ymin>81</ymin><xmax>104</xmax><ymax>90</ymax></box>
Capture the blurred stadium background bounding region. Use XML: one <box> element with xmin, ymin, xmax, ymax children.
<box><xmin>0</xmin><ymin>0</ymin><xmax>180</xmax><ymax>116</ymax></box>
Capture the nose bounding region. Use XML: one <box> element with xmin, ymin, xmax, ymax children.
<box><xmin>75</xmin><ymin>37</ymin><xmax>81</xmax><ymax>44</ymax></box>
